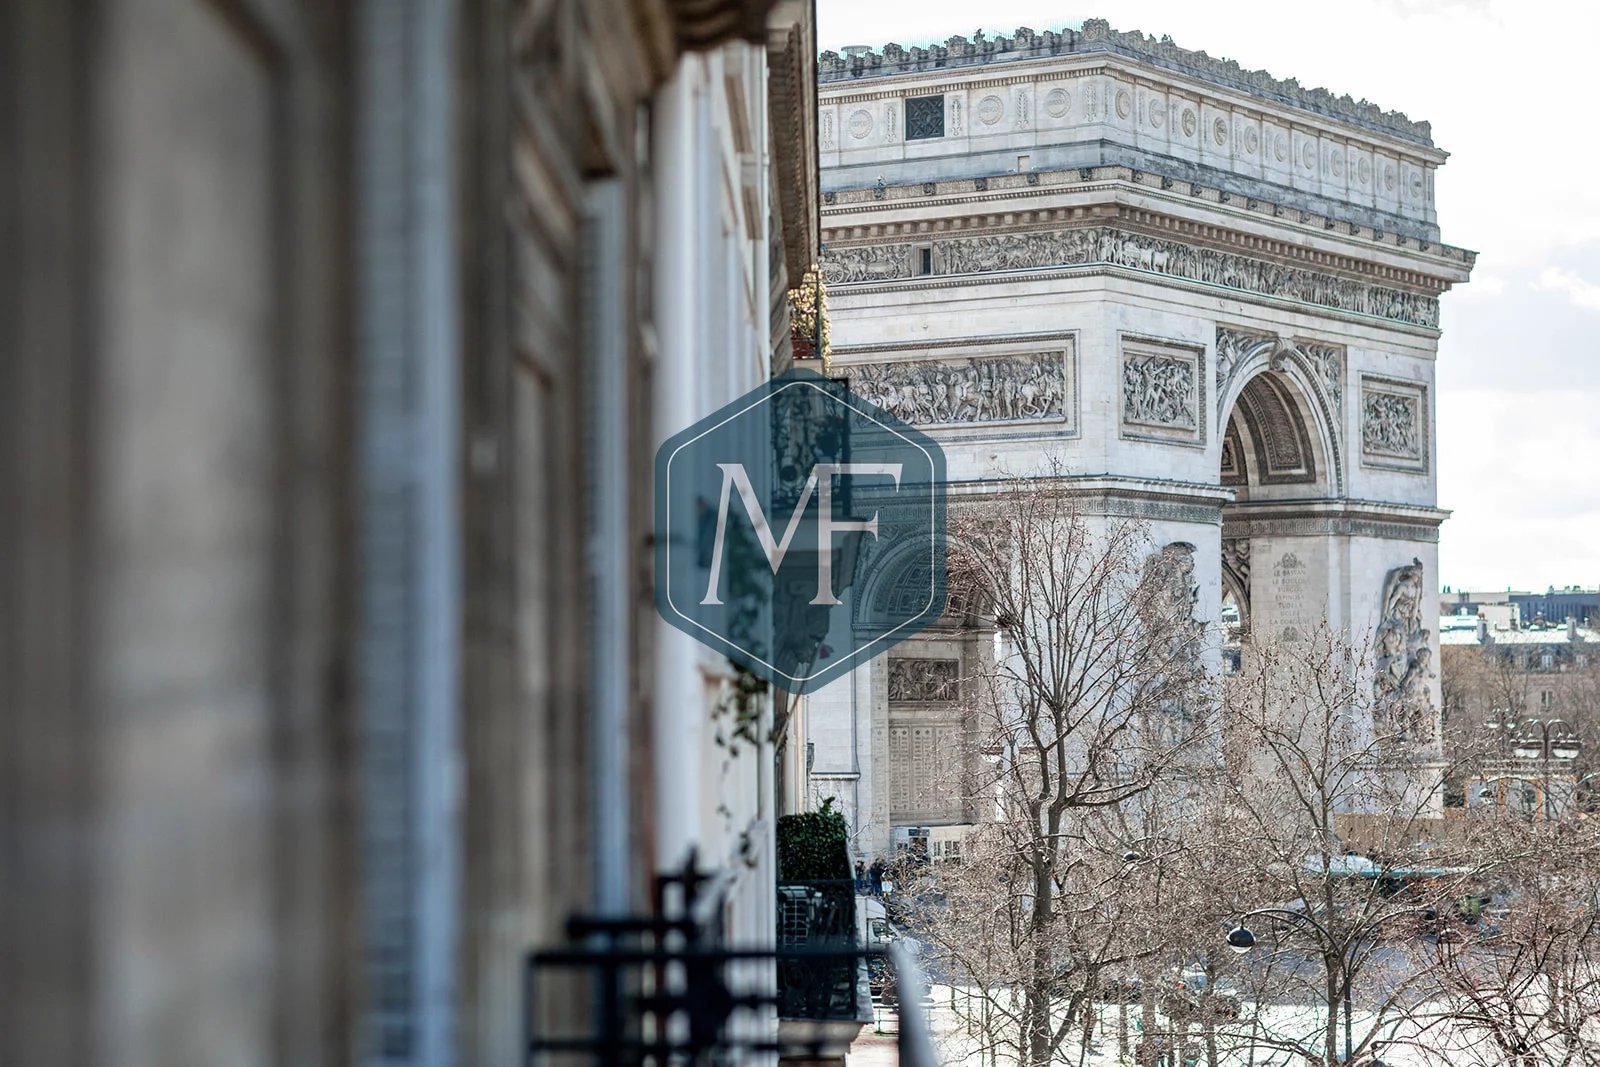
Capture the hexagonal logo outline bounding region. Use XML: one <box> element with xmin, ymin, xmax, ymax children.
<box><xmin>654</xmin><ymin>370</ymin><xmax>947</xmax><ymax>693</ymax></box>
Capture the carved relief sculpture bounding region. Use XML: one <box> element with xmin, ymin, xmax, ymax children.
<box><xmin>1141</xmin><ymin>542</ymin><xmax>1205</xmax><ymax>737</ymax></box>
<box><xmin>822</xmin><ymin>227</ymin><xmax>1440</xmax><ymax>328</ymax></box>
<box><xmin>1374</xmin><ymin>558</ymin><xmax>1435</xmax><ymax>745</ymax></box>
<box><xmin>1301</xmin><ymin>344</ymin><xmax>1344</xmax><ymax>415</ymax></box>
<box><xmin>823</xmin><ymin>244</ymin><xmax>912</xmax><ymax>283</ymax></box>
<box><xmin>1221</xmin><ymin>537</ymin><xmax>1251</xmax><ymax>595</ymax></box>
<box><xmin>888</xmin><ymin>658</ymin><xmax>960</xmax><ymax>702</ymax></box>
<box><xmin>1123</xmin><ymin>352</ymin><xmax>1198</xmax><ymax>430</ymax></box>
<box><xmin>1215</xmin><ymin>327</ymin><xmax>1270</xmax><ymax>402</ymax></box>
<box><xmin>847</xmin><ymin>351</ymin><xmax>1070</xmax><ymax>427</ymax></box>
<box><xmin>1363</xmin><ymin>389</ymin><xmax>1421</xmax><ymax>460</ymax></box>
<box><xmin>1213</xmin><ymin>329</ymin><xmax>1344</xmax><ymax>474</ymax></box>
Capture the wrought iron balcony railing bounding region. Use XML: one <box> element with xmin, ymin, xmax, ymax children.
<box><xmin>524</xmin><ymin>854</ymin><xmax>937</xmax><ymax>1065</ymax></box>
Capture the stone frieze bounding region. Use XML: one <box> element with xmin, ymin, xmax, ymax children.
<box><xmin>888</xmin><ymin>658</ymin><xmax>960</xmax><ymax>702</ymax></box>
<box><xmin>847</xmin><ymin>351</ymin><xmax>1070</xmax><ymax>428</ymax></box>
<box><xmin>821</xmin><ymin>226</ymin><xmax>1440</xmax><ymax>328</ymax></box>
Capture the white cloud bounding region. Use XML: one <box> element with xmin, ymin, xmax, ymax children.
<box><xmin>1437</xmin><ymin>390</ymin><xmax>1600</xmax><ymax>589</ymax></box>
<box><xmin>1533</xmin><ymin>267</ymin><xmax>1600</xmax><ymax>313</ymax></box>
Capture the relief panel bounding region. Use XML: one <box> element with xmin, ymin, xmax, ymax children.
<box><xmin>1360</xmin><ymin>374</ymin><xmax>1427</xmax><ymax>473</ymax></box>
<box><xmin>1121</xmin><ymin>337</ymin><xmax>1205</xmax><ymax>446</ymax></box>
<box><xmin>845</xmin><ymin>348</ymin><xmax>1076</xmax><ymax>432</ymax></box>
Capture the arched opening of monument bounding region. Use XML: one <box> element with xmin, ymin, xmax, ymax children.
<box><xmin>1218</xmin><ymin>366</ymin><xmax>1335</xmax><ymax>670</ymax></box>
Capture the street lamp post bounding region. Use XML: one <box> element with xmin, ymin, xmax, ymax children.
<box><xmin>1227</xmin><ymin>907</ymin><xmax>1355</xmax><ymax>1065</ymax></box>
<box><xmin>1518</xmin><ymin>718</ymin><xmax>1581</xmax><ymax>819</ymax></box>
<box><xmin>1491</xmin><ymin>723</ymin><xmax>1580</xmax><ymax>825</ymax></box>
<box><xmin>1484</xmin><ymin>718</ymin><xmax>1583</xmax><ymax>819</ymax></box>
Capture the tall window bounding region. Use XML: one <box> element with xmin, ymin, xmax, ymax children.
<box><xmin>905</xmin><ymin>94</ymin><xmax>945</xmax><ymax>140</ymax></box>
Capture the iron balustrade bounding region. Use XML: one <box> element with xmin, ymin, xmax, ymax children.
<box><xmin>525</xmin><ymin>856</ymin><xmax>936</xmax><ymax>1065</ymax></box>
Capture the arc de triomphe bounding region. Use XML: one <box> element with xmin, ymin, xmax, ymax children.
<box><xmin>805</xmin><ymin>22</ymin><xmax>1474</xmax><ymax>859</ymax></box>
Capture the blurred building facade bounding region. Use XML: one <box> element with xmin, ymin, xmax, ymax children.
<box><xmin>2</xmin><ymin>1</ymin><xmax>817</xmax><ymax>1065</ymax></box>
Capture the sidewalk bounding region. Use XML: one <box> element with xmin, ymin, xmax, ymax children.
<box><xmin>847</xmin><ymin>1028</ymin><xmax>900</xmax><ymax>1065</ymax></box>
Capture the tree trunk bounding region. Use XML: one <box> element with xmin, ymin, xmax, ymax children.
<box><xmin>1140</xmin><ymin>970</ymin><xmax>1159</xmax><ymax>1067</ymax></box>
<box><xmin>1027</xmin><ymin>942</ymin><xmax>1052</xmax><ymax>1067</ymax></box>
<box><xmin>1325</xmin><ymin>961</ymin><xmax>1341</xmax><ymax>1067</ymax></box>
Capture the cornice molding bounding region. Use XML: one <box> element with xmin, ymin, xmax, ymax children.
<box><xmin>822</xmin><ymin>166</ymin><xmax>1473</xmax><ymax>274</ymax></box>
<box><xmin>831</xmin><ymin>329</ymin><xmax>1078</xmax><ymax>356</ymax></box>
<box><xmin>1222</xmin><ymin>498</ymin><xmax>1448</xmax><ymax>542</ymax></box>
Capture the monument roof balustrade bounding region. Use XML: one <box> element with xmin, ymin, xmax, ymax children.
<box><xmin>818</xmin><ymin>164</ymin><xmax>1475</xmax><ymax>273</ymax></box>
<box><xmin>819</xmin><ymin>19</ymin><xmax>1433</xmax><ymax>148</ymax></box>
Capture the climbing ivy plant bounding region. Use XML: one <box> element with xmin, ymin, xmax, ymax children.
<box><xmin>775</xmin><ymin>797</ymin><xmax>850</xmax><ymax>881</ymax></box>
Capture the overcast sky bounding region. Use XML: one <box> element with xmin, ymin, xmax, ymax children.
<box><xmin>818</xmin><ymin>0</ymin><xmax>1600</xmax><ymax>593</ymax></box>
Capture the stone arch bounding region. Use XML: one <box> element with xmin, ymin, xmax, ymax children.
<box><xmin>1216</xmin><ymin>332</ymin><xmax>1344</xmax><ymax>500</ymax></box>
<box><xmin>852</xmin><ymin>533</ymin><xmax>958</xmax><ymax>632</ymax></box>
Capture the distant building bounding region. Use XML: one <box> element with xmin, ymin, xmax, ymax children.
<box><xmin>1440</xmin><ymin>611</ymin><xmax>1600</xmax><ymax>819</ymax></box>
<box><xmin>1444</xmin><ymin>586</ymin><xmax>1600</xmax><ymax>629</ymax></box>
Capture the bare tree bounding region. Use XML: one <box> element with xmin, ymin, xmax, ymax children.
<box><xmin>1217</xmin><ymin>629</ymin><xmax>1481</xmax><ymax>1067</ymax></box>
<box><xmin>1409</xmin><ymin>817</ymin><xmax>1600</xmax><ymax>1067</ymax></box>
<box><xmin>904</xmin><ymin>472</ymin><xmax>1213</xmax><ymax>1067</ymax></box>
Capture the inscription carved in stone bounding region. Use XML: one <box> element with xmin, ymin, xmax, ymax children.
<box><xmin>1374</xmin><ymin>558</ymin><xmax>1435</xmax><ymax>745</ymax></box>
<box><xmin>848</xmin><ymin>351</ymin><xmax>1069</xmax><ymax>427</ymax></box>
<box><xmin>821</xmin><ymin>227</ymin><xmax>1440</xmax><ymax>328</ymax></box>
<box><xmin>1123</xmin><ymin>351</ymin><xmax>1198</xmax><ymax>430</ymax></box>
<box><xmin>888</xmin><ymin>658</ymin><xmax>959</xmax><ymax>702</ymax></box>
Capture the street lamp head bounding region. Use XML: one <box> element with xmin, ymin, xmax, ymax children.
<box><xmin>1477</xmin><ymin>785</ymin><xmax>1496</xmax><ymax>801</ymax></box>
<box><xmin>1121</xmin><ymin>850</ymin><xmax>1141</xmax><ymax>864</ymax></box>
<box><xmin>1226</xmin><ymin>925</ymin><xmax>1256</xmax><ymax>954</ymax></box>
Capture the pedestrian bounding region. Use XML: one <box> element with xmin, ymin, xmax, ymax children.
<box><xmin>869</xmin><ymin>858</ymin><xmax>884</xmax><ymax>897</ymax></box>
<box><xmin>854</xmin><ymin>860</ymin><xmax>867</xmax><ymax>892</ymax></box>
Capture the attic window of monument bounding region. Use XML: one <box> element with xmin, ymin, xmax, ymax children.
<box><xmin>905</xmin><ymin>95</ymin><xmax>945</xmax><ymax>140</ymax></box>
<box><xmin>916</xmin><ymin>246</ymin><xmax>932</xmax><ymax>275</ymax></box>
